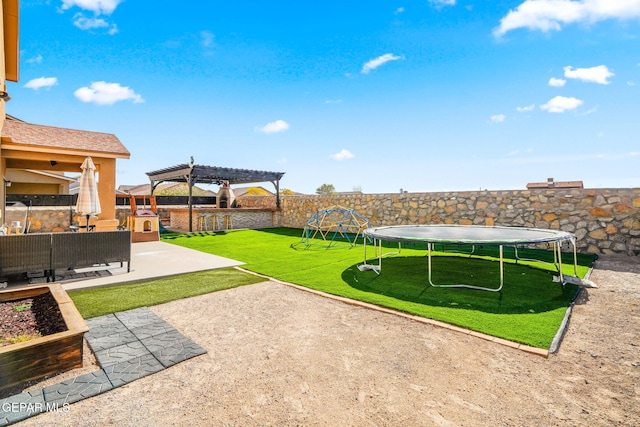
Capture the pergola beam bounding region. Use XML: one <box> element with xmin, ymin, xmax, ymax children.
<box><xmin>146</xmin><ymin>162</ymin><xmax>285</xmax><ymax>232</ymax></box>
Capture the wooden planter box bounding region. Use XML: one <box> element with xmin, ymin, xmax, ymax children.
<box><xmin>0</xmin><ymin>284</ymin><xmax>89</xmax><ymax>392</ymax></box>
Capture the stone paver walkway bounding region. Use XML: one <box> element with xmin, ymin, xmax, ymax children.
<box><xmin>0</xmin><ymin>307</ymin><xmax>206</xmax><ymax>426</ymax></box>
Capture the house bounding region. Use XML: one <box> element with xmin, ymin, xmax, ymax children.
<box><xmin>1</xmin><ymin>115</ymin><xmax>130</xmax><ymax>227</ymax></box>
<box><xmin>526</xmin><ymin>178</ymin><xmax>584</xmax><ymax>190</ymax></box>
<box><xmin>4</xmin><ymin>169</ymin><xmax>76</xmax><ymax>194</ymax></box>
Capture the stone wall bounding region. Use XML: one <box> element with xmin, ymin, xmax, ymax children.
<box><xmin>18</xmin><ymin>206</ymin><xmax>278</xmax><ymax>234</ymax></box>
<box><xmin>15</xmin><ymin>206</ymin><xmax>139</xmax><ymax>233</ymax></box>
<box><xmin>240</xmin><ymin>188</ymin><xmax>640</xmax><ymax>256</ymax></box>
<box><xmin>15</xmin><ymin>188</ymin><xmax>640</xmax><ymax>255</ymax></box>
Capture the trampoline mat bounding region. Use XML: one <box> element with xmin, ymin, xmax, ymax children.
<box><xmin>364</xmin><ymin>225</ymin><xmax>575</xmax><ymax>245</ymax></box>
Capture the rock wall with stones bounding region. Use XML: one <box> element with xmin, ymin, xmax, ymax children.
<box><xmin>16</xmin><ymin>188</ymin><xmax>640</xmax><ymax>255</ymax></box>
<box><xmin>240</xmin><ymin>188</ymin><xmax>640</xmax><ymax>256</ymax></box>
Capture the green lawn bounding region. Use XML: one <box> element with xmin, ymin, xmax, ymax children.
<box><xmin>69</xmin><ymin>268</ymin><xmax>264</xmax><ymax>319</ymax></box>
<box><xmin>161</xmin><ymin>228</ymin><xmax>595</xmax><ymax>349</ymax></box>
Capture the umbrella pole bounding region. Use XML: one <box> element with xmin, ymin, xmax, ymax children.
<box><xmin>86</xmin><ymin>214</ymin><xmax>90</xmax><ymax>231</ymax></box>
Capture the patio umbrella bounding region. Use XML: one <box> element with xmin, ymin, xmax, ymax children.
<box><xmin>75</xmin><ymin>156</ymin><xmax>101</xmax><ymax>231</ymax></box>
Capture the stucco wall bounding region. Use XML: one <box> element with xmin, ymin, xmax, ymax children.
<box><xmin>240</xmin><ymin>188</ymin><xmax>640</xmax><ymax>256</ymax></box>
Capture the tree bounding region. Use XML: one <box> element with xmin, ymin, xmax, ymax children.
<box><xmin>316</xmin><ymin>184</ymin><xmax>336</xmax><ymax>195</ymax></box>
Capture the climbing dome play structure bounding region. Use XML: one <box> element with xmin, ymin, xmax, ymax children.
<box><xmin>300</xmin><ymin>205</ymin><xmax>370</xmax><ymax>248</ymax></box>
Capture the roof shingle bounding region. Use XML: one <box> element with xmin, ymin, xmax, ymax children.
<box><xmin>1</xmin><ymin>116</ymin><xmax>130</xmax><ymax>157</ymax></box>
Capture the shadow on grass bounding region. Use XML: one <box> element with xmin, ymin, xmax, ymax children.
<box><xmin>162</xmin><ymin>231</ymin><xmax>231</xmax><ymax>239</ymax></box>
<box><xmin>341</xmin><ymin>255</ymin><xmax>581</xmax><ymax>315</ymax></box>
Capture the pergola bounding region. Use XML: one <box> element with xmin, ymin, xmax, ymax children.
<box><xmin>146</xmin><ymin>160</ymin><xmax>285</xmax><ymax>232</ymax></box>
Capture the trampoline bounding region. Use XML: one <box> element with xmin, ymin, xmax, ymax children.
<box><xmin>360</xmin><ymin>224</ymin><xmax>590</xmax><ymax>292</ymax></box>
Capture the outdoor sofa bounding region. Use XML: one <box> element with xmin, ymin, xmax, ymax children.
<box><xmin>0</xmin><ymin>230</ymin><xmax>131</xmax><ymax>282</ymax></box>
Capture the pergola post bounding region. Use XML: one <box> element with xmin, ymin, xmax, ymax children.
<box><xmin>187</xmin><ymin>169</ymin><xmax>193</xmax><ymax>232</ymax></box>
<box><xmin>272</xmin><ymin>179</ymin><xmax>281</xmax><ymax>209</ymax></box>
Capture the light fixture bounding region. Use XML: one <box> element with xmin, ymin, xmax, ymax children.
<box><xmin>50</xmin><ymin>160</ymin><xmax>58</xmax><ymax>166</ymax></box>
<box><xmin>0</xmin><ymin>91</ymin><xmax>11</xmax><ymax>101</ymax></box>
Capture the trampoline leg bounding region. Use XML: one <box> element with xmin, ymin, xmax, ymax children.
<box><xmin>556</xmin><ymin>242</ymin><xmax>564</xmax><ymax>284</ymax></box>
<box><xmin>427</xmin><ymin>242</ymin><xmax>503</xmax><ymax>292</ymax></box>
<box><xmin>572</xmin><ymin>239</ymin><xmax>579</xmax><ymax>277</ymax></box>
<box><xmin>358</xmin><ymin>236</ymin><xmax>380</xmax><ymax>274</ymax></box>
<box><xmin>499</xmin><ymin>245</ymin><xmax>504</xmax><ymax>291</ymax></box>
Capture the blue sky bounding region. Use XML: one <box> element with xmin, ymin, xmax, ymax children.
<box><xmin>7</xmin><ymin>0</ymin><xmax>640</xmax><ymax>194</ymax></box>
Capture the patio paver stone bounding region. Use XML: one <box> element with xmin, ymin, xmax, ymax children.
<box><xmin>0</xmin><ymin>307</ymin><xmax>206</xmax><ymax>426</ymax></box>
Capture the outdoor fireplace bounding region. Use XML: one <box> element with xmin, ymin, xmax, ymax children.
<box><xmin>217</xmin><ymin>181</ymin><xmax>235</xmax><ymax>208</ymax></box>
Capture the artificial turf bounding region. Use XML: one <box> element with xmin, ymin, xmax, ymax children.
<box><xmin>162</xmin><ymin>228</ymin><xmax>596</xmax><ymax>349</ymax></box>
<box><xmin>69</xmin><ymin>268</ymin><xmax>264</xmax><ymax>319</ymax></box>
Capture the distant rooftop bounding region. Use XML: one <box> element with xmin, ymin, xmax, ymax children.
<box><xmin>526</xmin><ymin>178</ymin><xmax>584</xmax><ymax>190</ymax></box>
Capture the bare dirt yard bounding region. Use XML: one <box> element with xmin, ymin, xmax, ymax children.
<box><xmin>17</xmin><ymin>254</ymin><xmax>640</xmax><ymax>426</ymax></box>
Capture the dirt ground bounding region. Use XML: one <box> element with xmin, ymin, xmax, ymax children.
<box><xmin>16</xmin><ymin>254</ymin><xmax>640</xmax><ymax>426</ymax></box>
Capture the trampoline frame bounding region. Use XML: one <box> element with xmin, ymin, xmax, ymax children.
<box><xmin>361</xmin><ymin>225</ymin><xmax>579</xmax><ymax>292</ymax></box>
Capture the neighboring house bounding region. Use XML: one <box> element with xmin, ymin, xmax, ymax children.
<box><xmin>118</xmin><ymin>183</ymin><xmax>216</xmax><ymax>197</ymax></box>
<box><xmin>232</xmin><ymin>186</ymin><xmax>274</xmax><ymax>198</ymax></box>
<box><xmin>526</xmin><ymin>178</ymin><xmax>584</xmax><ymax>190</ymax></box>
<box><xmin>118</xmin><ymin>183</ymin><xmax>153</xmax><ymax>196</ymax></box>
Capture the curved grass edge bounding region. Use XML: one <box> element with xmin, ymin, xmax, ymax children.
<box><xmin>68</xmin><ymin>268</ymin><xmax>264</xmax><ymax>319</ymax></box>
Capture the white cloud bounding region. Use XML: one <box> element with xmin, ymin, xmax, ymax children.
<box><xmin>490</xmin><ymin>114</ymin><xmax>506</xmax><ymax>123</ymax></box>
<box><xmin>61</xmin><ymin>0</ymin><xmax>123</xmax><ymax>15</ymax></box>
<box><xmin>540</xmin><ymin>95</ymin><xmax>583</xmax><ymax>113</ymax></box>
<box><xmin>200</xmin><ymin>31</ymin><xmax>215</xmax><ymax>48</ymax></box>
<box><xmin>330</xmin><ymin>149</ymin><xmax>355</xmax><ymax>161</ymax></box>
<box><xmin>74</xmin><ymin>81</ymin><xmax>144</xmax><ymax>105</ymax></box>
<box><xmin>325</xmin><ymin>99</ymin><xmax>343</xmax><ymax>104</ymax></box>
<box><xmin>361</xmin><ymin>53</ymin><xmax>403</xmax><ymax>74</ymax></box>
<box><xmin>61</xmin><ymin>1</ymin><xmax>122</xmax><ymax>33</ymax></box>
<box><xmin>429</xmin><ymin>0</ymin><xmax>456</xmax><ymax>7</ymax></box>
<box><xmin>494</xmin><ymin>0</ymin><xmax>640</xmax><ymax>37</ymax></box>
<box><xmin>24</xmin><ymin>77</ymin><xmax>58</xmax><ymax>90</ymax></box>
<box><xmin>517</xmin><ymin>104</ymin><xmax>536</xmax><ymax>112</ymax></box>
<box><xmin>71</xmin><ymin>15</ymin><xmax>118</xmax><ymax>33</ymax></box>
<box><xmin>256</xmin><ymin>119</ymin><xmax>290</xmax><ymax>134</ymax></box>
<box><xmin>564</xmin><ymin>65</ymin><xmax>614</xmax><ymax>84</ymax></box>
<box><xmin>73</xmin><ymin>15</ymin><xmax>109</xmax><ymax>30</ymax></box>
<box><xmin>394</xmin><ymin>7</ymin><xmax>405</xmax><ymax>14</ymax></box>
<box><xmin>26</xmin><ymin>55</ymin><xmax>43</xmax><ymax>64</ymax></box>
<box><xmin>548</xmin><ymin>77</ymin><xmax>566</xmax><ymax>87</ymax></box>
